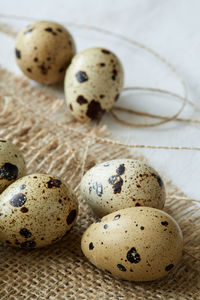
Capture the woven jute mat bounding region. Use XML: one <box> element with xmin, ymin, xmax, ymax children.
<box><xmin>0</xmin><ymin>67</ymin><xmax>199</xmax><ymax>300</ymax></box>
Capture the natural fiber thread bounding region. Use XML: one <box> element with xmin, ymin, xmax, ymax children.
<box><xmin>13</xmin><ymin>94</ymin><xmax>200</xmax><ymax>153</ymax></box>
<box><xmin>112</xmin><ymin>87</ymin><xmax>200</xmax><ymax>127</ymax></box>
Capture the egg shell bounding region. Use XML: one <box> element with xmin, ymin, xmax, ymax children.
<box><xmin>80</xmin><ymin>159</ymin><xmax>166</xmax><ymax>217</ymax></box>
<box><xmin>81</xmin><ymin>207</ymin><xmax>183</xmax><ymax>281</ymax></box>
<box><xmin>15</xmin><ymin>21</ymin><xmax>76</xmax><ymax>84</ymax></box>
<box><xmin>64</xmin><ymin>47</ymin><xmax>124</xmax><ymax>122</ymax></box>
<box><xmin>0</xmin><ymin>139</ymin><xmax>26</xmax><ymax>193</ymax></box>
<box><xmin>0</xmin><ymin>173</ymin><xmax>78</xmax><ymax>248</ymax></box>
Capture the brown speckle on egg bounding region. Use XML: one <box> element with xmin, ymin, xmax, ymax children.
<box><xmin>0</xmin><ymin>163</ymin><xmax>18</xmax><ymax>181</ymax></box>
<box><xmin>126</xmin><ymin>247</ymin><xmax>141</xmax><ymax>264</ymax></box>
<box><xmin>76</xmin><ymin>71</ymin><xmax>88</xmax><ymax>83</ymax></box>
<box><xmin>21</xmin><ymin>207</ymin><xmax>28</xmax><ymax>213</ymax></box>
<box><xmin>86</xmin><ymin>100</ymin><xmax>105</xmax><ymax>120</ymax></box>
<box><xmin>24</xmin><ymin>28</ymin><xmax>34</xmax><ymax>34</ymax></box>
<box><xmin>117</xmin><ymin>264</ymin><xmax>126</xmax><ymax>272</ymax></box>
<box><xmin>15</xmin><ymin>49</ymin><xmax>21</xmax><ymax>59</ymax></box>
<box><xmin>10</xmin><ymin>193</ymin><xmax>27</xmax><ymax>207</ymax></box>
<box><xmin>161</xmin><ymin>221</ymin><xmax>168</xmax><ymax>226</ymax></box>
<box><xmin>21</xmin><ymin>241</ymin><xmax>36</xmax><ymax>248</ymax></box>
<box><xmin>165</xmin><ymin>264</ymin><xmax>174</xmax><ymax>271</ymax></box>
<box><xmin>89</xmin><ymin>242</ymin><xmax>94</xmax><ymax>250</ymax></box>
<box><xmin>47</xmin><ymin>177</ymin><xmax>62</xmax><ymax>188</ymax></box>
<box><xmin>101</xmin><ymin>49</ymin><xmax>110</xmax><ymax>54</ymax></box>
<box><xmin>77</xmin><ymin>95</ymin><xmax>88</xmax><ymax>105</ymax></box>
<box><xmin>20</xmin><ymin>228</ymin><xmax>32</xmax><ymax>238</ymax></box>
<box><xmin>66</xmin><ymin>209</ymin><xmax>77</xmax><ymax>225</ymax></box>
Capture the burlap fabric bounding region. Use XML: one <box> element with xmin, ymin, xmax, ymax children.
<box><xmin>0</xmin><ymin>67</ymin><xmax>199</xmax><ymax>299</ymax></box>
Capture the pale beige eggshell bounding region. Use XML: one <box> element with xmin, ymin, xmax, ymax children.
<box><xmin>15</xmin><ymin>21</ymin><xmax>76</xmax><ymax>84</ymax></box>
<box><xmin>0</xmin><ymin>139</ymin><xmax>26</xmax><ymax>193</ymax></box>
<box><xmin>81</xmin><ymin>207</ymin><xmax>183</xmax><ymax>281</ymax></box>
<box><xmin>80</xmin><ymin>159</ymin><xmax>166</xmax><ymax>217</ymax></box>
<box><xmin>0</xmin><ymin>173</ymin><xmax>78</xmax><ymax>248</ymax></box>
<box><xmin>64</xmin><ymin>47</ymin><xmax>124</xmax><ymax>122</ymax></box>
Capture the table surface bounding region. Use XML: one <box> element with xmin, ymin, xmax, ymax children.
<box><xmin>0</xmin><ymin>0</ymin><xmax>200</xmax><ymax>200</ymax></box>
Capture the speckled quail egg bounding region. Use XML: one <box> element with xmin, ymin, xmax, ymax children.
<box><xmin>64</xmin><ymin>47</ymin><xmax>124</xmax><ymax>121</ymax></box>
<box><xmin>0</xmin><ymin>139</ymin><xmax>26</xmax><ymax>193</ymax></box>
<box><xmin>81</xmin><ymin>207</ymin><xmax>183</xmax><ymax>281</ymax></box>
<box><xmin>80</xmin><ymin>159</ymin><xmax>166</xmax><ymax>217</ymax></box>
<box><xmin>15</xmin><ymin>21</ymin><xmax>76</xmax><ymax>84</ymax></box>
<box><xmin>0</xmin><ymin>173</ymin><xmax>78</xmax><ymax>248</ymax></box>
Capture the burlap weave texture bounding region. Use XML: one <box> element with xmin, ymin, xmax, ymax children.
<box><xmin>0</xmin><ymin>68</ymin><xmax>199</xmax><ymax>300</ymax></box>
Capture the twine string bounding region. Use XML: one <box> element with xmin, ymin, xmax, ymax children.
<box><xmin>112</xmin><ymin>87</ymin><xmax>200</xmax><ymax>127</ymax></box>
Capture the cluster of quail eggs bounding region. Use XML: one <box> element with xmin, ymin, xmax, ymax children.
<box><xmin>13</xmin><ymin>21</ymin><xmax>183</xmax><ymax>282</ymax></box>
<box><xmin>15</xmin><ymin>20</ymin><xmax>124</xmax><ymax>122</ymax></box>
<box><xmin>0</xmin><ymin>139</ymin><xmax>78</xmax><ymax>249</ymax></box>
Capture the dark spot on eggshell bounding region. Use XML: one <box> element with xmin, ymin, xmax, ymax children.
<box><xmin>57</xmin><ymin>28</ymin><xmax>63</xmax><ymax>32</ymax></box>
<box><xmin>47</xmin><ymin>57</ymin><xmax>51</xmax><ymax>61</ymax></box>
<box><xmin>157</xmin><ymin>175</ymin><xmax>164</xmax><ymax>187</ymax></box>
<box><xmin>112</xmin><ymin>69</ymin><xmax>118</xmax><ymax>81</ymax></box>
<box><xmin>0</xmin><ymin>140</ymin><xmax>6</xmax><ymax>143</ymax></box>
<box><xmin>104</xmin><ymin>224</ymin><xmax>108</xmax><ymax>229</ymax></box>
<box><xmin>115</xmin><ymin>94</ymin><xmax>120</xmax><ymax>102</ymax></box>
<box><xmin>45</xmin><ymin>27</ymin><xmax>57</xmax><ymax>35</ymax></box>
<box><xmin>161</xmin><ymin>221</ymin><xmax>168</xmax><ymax>226</ymax></box>
<box><xmin>114</xmin><ymin>214</ymin><xmax>120</xmax><ymax>220</ymax></box>
<box><xmin>105</xmin><ymin>269</ymin><xmax>112</xmax><ymax>274</ymax></box>
<box><xmin>69</xmin><ymin>104</ymin><xmax>73</xmax><ymax>111</ymax></box>
<box><xmin>6</xmin><ymin>240</ymin><xmax>12</xmax><ymax>244</ymax></box>
<box><xmin>92</xmin><ymin>182</ymin><xmax>103</xmax><ymax>197</ymax></box>
<box><xmin>34</xmin><ymin>57</ymin><xmax>38</xmax><ymax>62</ymax></box>
<box><xmin>20</xmin><ymin>228</ymin><xmax>32</xmax><ymax>238</ymax></box>
<box><xmin>126</xmin><ymin>247</ymin><xmax>141</xmax><ymax>264</ymax></box>
<box><xmin>77</xmin><ymin>95</ymin><xmax>88</xmax><ymax>105</ymax></box>
<box><xmin>95</xmin><ymin>219</ymin><xmax>101</xmax><ymax>223</ymax></box>
<box><xmin>24</xmin><ymin>28</ymin><xmax>34</xmax><ymax>34</ymax></box>
<box><xmin>86</xmin><ymin>100</ymin><xmax>105</xmax><ymax>120</ymax></box>
<box><xmin>100</xmin><ymin>95</ymin><xmax>105</xmax><ymax>99</ymax></box>
<box><xmin>116</xmin><ymin>164</ymin><xmax>125</xmax><ymax>175</ymax></box>
<box><xmin>15</xmin><ymin>49</ymin><xmax>21</xmax><ymax>59</ymax></box>
<box><xmin>0</xmin><ymin>213</ymin><xmax>3</xmax><ymax>216</ymax></box>
<box><xmin>39</xmin><ymin>63</ymin><xmax>48</xmax><ymax>75</ymax></box>
<box><xmin>117</xmin><ymin>264</ymin><xmax>126</xmax><ymax>272</ymax></box>
<box><xmin>20</xmin><ymin>184</ymin><xmax>26</xmax><ymax>190</ymax></box>
<box><xmin>100</xmin><ymin>63</ymin><xmax>105</xmax><ymax>67</ymax></box>
<box><xmin>135</xmin><ymin>203</ymin><xmax>141</xmax><ymax>207</ymax></box>
<box><xmin>21</xmin><ymin>241</ymin><xmax>36</xmax><ymax>248</ymax></box>
<box><xmin>47</xmin><ymin>178</ymin><xmax>62</xmax><ymax>188</ymax></box>
<box><xmin>66</xmin><ymin>209</ymin><xmax>77</xmax><ymax>225</ymax></box>
<box><xmin>59</xmin><ymin>67</ymin><xmax>65</xmax><ymax>73</ymax></box>
<box><xmin>101</xmin><ymin>49</ymin><xmax>110</xmax><ymax>54</ymax></box>
<box><xmin>76</xmin><ymin>71</ymin><xmax>88</xmax><ymax>83</ymax></box>
<box><xmin>0</xmin><ymin>163</ymin><xmax>18</xmax><ymax>181</ymax></box>
<box><xmin>108</xmin><ymin>175</ymin><xmax>123</xmax><ymax>194</ymax></box>
<box><xmin>21</xmin><ymin>207</ymin><xmax>28</xmax><ymax>213</ymax></box>
<box><xmin>165</xmin><ymin>264</ymin><xmax>174</xmax><ymax>271</ymax></box>
<box><xmin>10</xmin><ymin>193</ymin><xmax>27</xmax><ymax>207</ymax></box>
<box><xmin>140</xmin><ymin>226</ymin><xmax>144</xmax><ymax>230</ymax></box>
<box><xmin>89</xmin><ymin>242</ymin><xmax>94</xmax><ymax>250</ymax></box>
<box><xmin>27</xmin><ymin>68</ymin><xmax>32</xmax><ymax>73</ymax></box>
